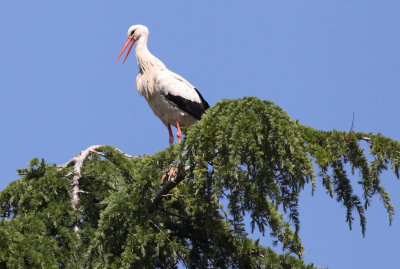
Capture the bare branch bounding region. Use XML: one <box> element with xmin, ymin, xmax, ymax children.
<box><xmin>70</xmin><ymin>145</ymin><xmax>103</xmax><ymax>232</ymax></box>
<box><xmin>114</xmin><ymin>147</ymin><xmax>135</xmax><ymax>158</ymax></box>
<box><xmin>57</xmin><ymin>145</ymin><xmax>135</xmax><ymax>233</ymax></box>
<box><xmin>152</xmin><ymin>173</ymin><xmax>184</xmax><ymax>206</ymax></box>
<box><xmin>152</xmin><ymin>165</ymin><xmax>189</xmax><ymax>206</ymax></box>
<box><xmin>57</xmin><ymin>158</ymin><xmax>77</xmax><ymax>170</ymax></box>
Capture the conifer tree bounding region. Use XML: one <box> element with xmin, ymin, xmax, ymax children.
<box><xmin>1</xmin><ymin>97</ymin><xmax>399</xmax><ymax>268</ymax></box>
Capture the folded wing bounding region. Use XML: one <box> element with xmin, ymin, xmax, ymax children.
<box><xmin>157</xmin><ymin>70</ymin><xmax>210</xmax><ymax>120</ymax></box>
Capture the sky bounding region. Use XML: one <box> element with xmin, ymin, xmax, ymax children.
<box><xmin>1</xmin><ymin>1</ymin><xmax>400</xmax><ymax>268</ymax></box>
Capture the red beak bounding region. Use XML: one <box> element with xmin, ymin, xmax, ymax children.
<box><xmin>116</xmin><ymin>38</ymin><xmax>135</xmax><ymax>64</ymax></box>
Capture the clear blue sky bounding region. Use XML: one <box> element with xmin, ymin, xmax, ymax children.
<box><xmin>1</xmin><ymin>1</ymin><xmax>399</xmax><ymax>268</ymax></box>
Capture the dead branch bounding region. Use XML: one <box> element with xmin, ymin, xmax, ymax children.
<box><xmin>64</xmin><ymin>145</ymin><xmax>103</xmax><ymax>232</ymax></box>
<box><xmin>57</xmin><ymin>145</ymin><xmax>135</xmax><ymax>233</ymax></box>
<box><xmin>152</xmin><ymin>165</ymin><xmax>189</xmax><ymax>206</ymax></box>
<box><xmin>114</xmin><ymin>147</ymin><xmax>135</xmax><ymax>159</ymax></box>
<box><xmin>360</xmin><ymin>136</ymin><xmax>371</xmax><ymax>142</ymax></box>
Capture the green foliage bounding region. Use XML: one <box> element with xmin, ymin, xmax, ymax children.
<box><xmin>301</xmin><ymin>127</ymin><xmax>399</xmax><ymax>234</ymax></box>
<box><xmin>0</xmin><ymin>159</ymin><xmax>82</xmax><ymax>268</ymax></box>
<box><xmin>1</xmin><ymin>97</ymin><xmax>399</xmax><ymax>268</ymax></box>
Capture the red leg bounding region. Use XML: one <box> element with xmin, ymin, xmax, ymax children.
<box><xmin>168</xmin><ymin>124</ymin><xmax>174</xmax><ymax>145</ymax></box>
<box><xmin>176</xmin><ymin>121</ymin><xmax>182</xmax><ymax>142</ymax></box>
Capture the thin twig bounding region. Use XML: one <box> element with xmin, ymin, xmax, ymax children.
<box><xmin>149</xmin><ymin>219</ymin><xmax>188</xmax><ymax>268</ymax></box>
<box><xmin>157</xmin><ymin>207</ymin><xmax>191</xmax><ymax>221</ymax></box>
<box><xmin>349</xmin><ymin>112</ymin><xmax>355</xmax><ymax>132</ymax></box>
<box><xmin>114</xmin><ymin>147</ymin><xmax>135</xmax><ymax>158</ymax></box>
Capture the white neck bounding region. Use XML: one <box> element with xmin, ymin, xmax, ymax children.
<box><xmin>135</xmin><ymin>34</ymin><xmax>166</xmax><ymax>73</ymax></box>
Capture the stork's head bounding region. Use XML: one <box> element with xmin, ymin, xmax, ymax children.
<box><xmin>117</xmin><ymin>25</ymin><xmax>149</xmax><ymax>64</ymax></box>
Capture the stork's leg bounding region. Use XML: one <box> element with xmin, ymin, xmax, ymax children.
<box><xmin>168</xmin><ymin>124</ymin><xmax>174</xmax><ymax>145</ymax></box>
<box><xmin>176</xmin><ymin>120</ymin><xmax>182</xmax><ymax>142</ymax></box>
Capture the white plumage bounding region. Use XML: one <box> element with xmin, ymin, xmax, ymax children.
<box><xmin>117</xmin><ymin>25</ymin><xmax>209</xmax><ymax>144</ymax></box>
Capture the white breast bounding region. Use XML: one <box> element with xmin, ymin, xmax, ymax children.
<box><xmin>146</xmin><ymin>94</ymin><xmax>198</xmax><ymax>127</ymax></box>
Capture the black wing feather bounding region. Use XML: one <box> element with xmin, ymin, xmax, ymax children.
<box><xmin>194</xmin><ymin>88</ymin><xmax>210</xmax><ymax>110</ymax></box>
<box><xmin>165</xmin><ymin>88</ymin><xmax>209</xmax><ymax>120</ymax></box>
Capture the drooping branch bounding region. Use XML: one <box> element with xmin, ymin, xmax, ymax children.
<box><xmin>358</xmin><ymin>135</ymin><xmax>400</xmax><ymax>156</ymax></box>
<box><xmin>57</xmin><ymin>145</ymin><xmax>135</xmax><ymax>232</ymax></box>
<box><xmin>113</xmin><ymin>147</ymin><xmax>136</xmax><ymax>159</ymax></box>
<box><xmin>57</xmin><ymin>144</ymin><xmax>191</xmax><ymax>233</ymax></box>
<box><xmin>58</xmin><ymin>145</ymin><xmax>103</xmax><ymax>232</ymax></box>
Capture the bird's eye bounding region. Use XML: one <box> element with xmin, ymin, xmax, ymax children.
<box><xmin>130</xmin><ymin>29</ymin><xmax>136</xmax><ymax>36</ymax></box>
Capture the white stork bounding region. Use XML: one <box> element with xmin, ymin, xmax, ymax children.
<box><xmin>117</xmin><ymin>25</ymin><xmax>209</xmax><ymax>144</ymax></box>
